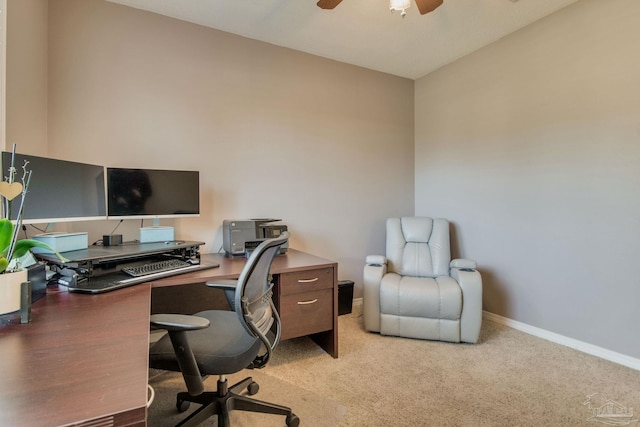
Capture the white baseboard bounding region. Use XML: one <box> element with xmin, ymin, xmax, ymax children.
<box><xmin>350</xmin><ymin>298</ymin><xmax>363</xmax><ymax>315</ymax></box>
<box><xmin>483</xmin><ymin>311</ymin><xmax>640</xmax><ymax>371</ymax></box>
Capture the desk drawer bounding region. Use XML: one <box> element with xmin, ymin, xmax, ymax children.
<box><xmin>279</xmin><ymin>267</ymin><xmax>333</xmax><ymax>295</ymax></box>
<box><xmin>279</xmin><ymin>288</ymin><xmax>333</xmax><ymax>340</ymax></box>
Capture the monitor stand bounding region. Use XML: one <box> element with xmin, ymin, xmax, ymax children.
<box><xmin>140</xmin><ymin>218</ymin><xmax>174</xmax><ymax>243</ymax></box>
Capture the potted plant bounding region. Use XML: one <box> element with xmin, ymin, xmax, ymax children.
<box><xmin>0</xmin><ymin>147</ymin><xmax>65</xmax><ymax>315</ymax></box>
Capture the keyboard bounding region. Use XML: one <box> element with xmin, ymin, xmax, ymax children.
<box><xmin>122</xmin><ymin>258</ymin><xmax>193</xmax><ymax>277</ymax></box>
<box><xmin>62</xmin><ymin>261</ymin><xmax>220</xmax><ymax>293</ymax></box>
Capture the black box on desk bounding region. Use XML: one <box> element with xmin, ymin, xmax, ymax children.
<box><xmin>338</xmin><ymin>280</ymin><xmax>354</xmax><ymax>316</ymax></box>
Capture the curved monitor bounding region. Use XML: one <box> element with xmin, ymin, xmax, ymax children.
<box><xmin>1</xmin><ymin>152</ymin><xmax>107</xmax><ymax>224</ymax></box>
<box><xmin>106</xmin><ymin>167</ymin><xmax>200</xmax><ymax>220</ymax></box>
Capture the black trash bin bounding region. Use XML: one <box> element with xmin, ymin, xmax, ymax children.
<box><xmin>338</xmin><ymin>280</ymin><xmax>354</xmax><ymax>315</ymax></box>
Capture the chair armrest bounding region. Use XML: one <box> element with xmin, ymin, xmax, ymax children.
<box><xmin>206</xmin><ymin>279</ymin><xmax>239</xmax><ymax>311</ymax></box>
<box><xmin>150</xmin><ymin>314</ymin><xmax>209</xmax><ymax>395</ymax></box>
<box><xmin>366</xmin><ymin>255</ymin><xmax>387</xmax><ymax>266</ymax></box>
<box><xmin>363</xmin><ymin>255</ymin><xmax>387</xmax><ymax>332</ymax></box>
<box><xmin>450</xmin><ymin>258</ymin><xmax>477</xmax><ymax>270</ymax></box>
<box><xmin>150</xmin><ymin>314</ymin><xmax>210</xmax><ymax>332</ymax></box>
<box><xmin>450</xmin><ymin>267</ymin><xmax>482</xmax><ymax>343</ymax></box>
<box><xmin>205</xmin><ymin>279</ymin><xmax>238</xmax><ymax>290</ymax></box>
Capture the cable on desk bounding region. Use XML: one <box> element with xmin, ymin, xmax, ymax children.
<box><xmin>147</xmin><ymin>384</ymin><xmax>155</xmax><ymax>408</ymax></box>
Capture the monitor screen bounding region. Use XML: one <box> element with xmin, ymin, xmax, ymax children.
<box><xmin>1</xmin><ymin>152</ymin><xmax>107</xmax><ymax>224</ymax></box>
<box><xmin>106</xmin><ymin>168</ymin><xmax>200</xmax><ymax>219</ymax></box>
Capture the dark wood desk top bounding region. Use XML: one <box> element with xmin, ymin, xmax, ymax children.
<box><xmin>151</xmin><ymin>249</ymin><xmax>337</xmax><ymax>288</ymax></box>
<box><xmin>0</xmin><ymin>284</ymin><xmax>151</xmax><ymax>427</ymax></box>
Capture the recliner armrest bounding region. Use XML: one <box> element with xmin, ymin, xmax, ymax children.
<box><xmin>450</xmin><ymin>267</ymin><xmax>482</xmax><ymax>343</ymax></box>
<box><xmin>150</xmin><ymin>314</ymin><xmax>210</xmax><ymax>332</ymax></box>
<box><xmin>366</xmin><ymin>255</ymin><xmax>387</xmax><ymax>266</ymax></box>
<box><xmin>363</xmin><ymin>256</ymin><xmax>387</xmax><ymax>333</ymax></box>
<box><xmin>450</xmin><ymin>258</ymin><xmax>476</xmax><ymax>270</ymax></box>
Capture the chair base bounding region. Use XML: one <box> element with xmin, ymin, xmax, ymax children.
<box><xmin>174</xmin><ymin>376</ymin><xmax>299</xmax><ymax>427</ymax></box>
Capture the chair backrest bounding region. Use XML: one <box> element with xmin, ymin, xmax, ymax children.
<box><xmin>386</xmin><ymin>217</ymin><xmax>450</xmax><ymax>278</ymax></box>
<box><xmin>234</xmin><ymin>231</ymin><xmax>290</xmax><ymax>368</ymax></box>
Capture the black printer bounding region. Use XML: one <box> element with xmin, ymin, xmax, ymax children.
<box><xmin>222</xmin><ymin>219</ymin><xmax>288</xmax><ymax>257</ymax></box>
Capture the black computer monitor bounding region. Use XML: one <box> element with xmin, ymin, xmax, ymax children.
<box><xmin>1</xmin><ymin>152</ymin><xmax>107</xmax><ymax>224</ymax></box>
<box><xmin>106</xmin><ymin>167</ymin><xmax>200</xmax><ymax>220</ymax></box>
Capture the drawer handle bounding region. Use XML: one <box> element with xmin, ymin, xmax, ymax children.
<box><xmin>297</xmin><ymin>278</ymin><xmax>319</xmax><ymax>283</ymax></box>
<box><xmin>297</xmin><ymin>299</ymin><xmax>318</xmax><ymax>305</ymax></box>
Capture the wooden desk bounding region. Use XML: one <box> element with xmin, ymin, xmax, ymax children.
<box><xmin>0</xmin><ymin>249</ymin><xmax>337</xmax><ymax>426</ymax></box>
<box><xmin>0</xmin><ymin>285</ymin><xmax>151</xmax><ymax>427</ymax></box>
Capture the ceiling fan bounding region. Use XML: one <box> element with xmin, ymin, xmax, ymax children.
<box><xmin>317</xmin><ymin>0</ymin><xmax>444</xmax><ymax>15</ymax></box>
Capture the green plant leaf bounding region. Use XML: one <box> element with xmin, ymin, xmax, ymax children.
<box><xmin>0</xmin><ymin>219</ymin><xmax>14</xmax><ymax>255</ymax></box>
<box><xmin>0</xmin><ymin>219</ymin><xmax>68</xmax><ymax>270</ymax></box>
<box><xmin>12</xmin><ymin>239</ymin><xmax>69</xmax><ymax>263</ymax></box>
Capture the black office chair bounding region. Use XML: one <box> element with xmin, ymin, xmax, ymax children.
<box><xmin>149</xmin><ymin>232</ymin><xmax>299</xmax><ymax>427</ymax></box>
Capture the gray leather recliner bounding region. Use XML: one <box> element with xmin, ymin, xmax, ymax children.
<box><xmin>363</xmin><ymin>217</ymin><xmax>482</xmax><ymax>343</ymax></box>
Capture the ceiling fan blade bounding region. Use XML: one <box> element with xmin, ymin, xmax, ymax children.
<box><xmin>415</xmin><ymin>0</ymin><xmax>444</xmax><ymax>15</ymax></box>
<box><xmin>317</xmin><ymin>0</ymin><xmax>344</xmax><ymax>9</ymax></box>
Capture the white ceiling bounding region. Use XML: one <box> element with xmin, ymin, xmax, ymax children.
<box><xmin>106</xmin><ymin>0</ymin><xmax>579</xmax><ymax>80</ymax></box>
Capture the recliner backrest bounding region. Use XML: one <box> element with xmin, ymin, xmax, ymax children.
<box><xmin>386</xmin><ymin>217</ymin><xmax>450</xmax><ymax>278</ymax></box>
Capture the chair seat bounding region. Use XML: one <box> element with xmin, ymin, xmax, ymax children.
<box><xmin>150</xmin><ymin>310</ymin><xmax>262</xmax><ymax>375</ymax></box>
<box><xmin>380</xmin><ymin>273</ymin><xmax>462</xmax><ymax>320</ymax></box>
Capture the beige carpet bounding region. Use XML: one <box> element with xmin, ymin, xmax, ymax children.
<box><xmin>148</xmin><ymin>368</ymin><xmax>346</xmax><ymax>426</ymax></box>
<box><xmin>148</xmin><ymin>307</ymin><xmax>640</xmax><ymax>426</ymax></box>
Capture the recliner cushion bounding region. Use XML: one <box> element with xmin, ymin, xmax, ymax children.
<box><xmin>380</xmin><ymin>273</ymin><xmax>462</xmax><ymax>320</ymax></box>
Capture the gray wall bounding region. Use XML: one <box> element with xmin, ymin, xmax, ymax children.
<box><xmin>415</xmin><ymin>0</ymin><xmax>640</xmax><ymax>359</ymax></box>
<box><xmin>5</xmin><ymin>0</ymin><xmax>48</xmax><ymax>154</ymax></box>
<box><xmin>5</xmin><ymin>0</ymin><xmax>415</xmax><ymax>297</ymax></box>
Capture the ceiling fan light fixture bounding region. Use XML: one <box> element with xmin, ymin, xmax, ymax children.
<box><xmin>390</xmin><ymin>0</ymin><xmax>411</xmax><ymax>17</ymax></box>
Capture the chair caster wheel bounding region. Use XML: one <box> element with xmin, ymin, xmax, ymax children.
<box><xmin>247</xmin><ymin>381</ymin><xmax>259</xmax><ymax>395</ymax></box>
<box><xmin>176</xmin><ymin>399</ymin><xmax>190</xmax><ymax>413</ymax></box>
<box><xmin>286</xmin><ymin>413</ymin><xmax>300</xmax><ymax>427</ymax></box>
